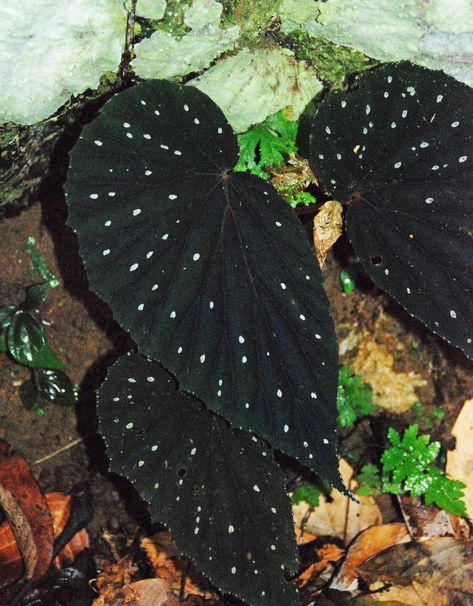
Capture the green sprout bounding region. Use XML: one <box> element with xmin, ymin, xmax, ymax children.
<box><xmin>26</xmin><ymin>236</ymin><xmax>60</xmax><ymax>288</ymax></box>
<box><xmin>337</xmin><ymin>365</ymin><xmax>375</xmax><ymax>428</ymax></box>
<box><xmin>0</xmin><ymin>281</ymin><xmax>77</xmax><ymax>412</ymax></box>
<box><xmin>357</xmin><ymin>424</ymin><xmax>466</xmax><ymax>517</ymax></box>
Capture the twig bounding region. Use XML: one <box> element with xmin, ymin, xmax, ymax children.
<box><xmin>33</xmin><ymin>437</ymin><xmax>84</xmax><ymax>465</ymax></box>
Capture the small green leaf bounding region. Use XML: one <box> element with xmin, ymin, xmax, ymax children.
<box><xmin>25</xmin><ymin>237</ymin><xmax>60</xmax><ymax>287</ymax></box>
<box><xmin>357</xmin><ymin>463</ymin><xmax>381</xmax><ymax>495</ymax></box>
<box><xmin>37</xmin><ymin>369</ymin><xmax>77</xmax><ymax>406</ymax></box>
<box><xmin>23</xmin><ymin>283</ymin><xmax>50</xmax><ymax>311</ymax></box>
<box><xmin>19</xmin><ymin>379</ymin><xmax>39</xmax><ymax>410</ymax></box>
<box><xmin>0</xmin><ymin>305</ymin><xmax>17</xmax><ymax>328</ymax></box>
<box><xmin>234</xmin><ymin>110</ymin><xmax>298</xmax><ymax>178</ymax></box>
<box><xmin>337</xmin><ymin>365</ymin><xmax>375</xmax><ymax>428</ymax></box>
<box><xmin>340</xmin><ymin>268</ymin><xmax>356</xmax><ymax>293</ymax></box>
<box><xmin>7</xmin><ymin>311</ymin><xmax>65</xmax><ymax>370</ymax></box>
<box><xmin>288</xmin><ymin>191</ymin><xmax>316</xmax><ymax>208</ymax></box>
<box><xmin>292</xmin><ymin>484</ymin><xmax>321</xmax><ymax>508</ymax></box>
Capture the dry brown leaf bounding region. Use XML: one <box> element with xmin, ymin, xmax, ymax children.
<box><xmin>141</xmin><ymin>531</ymin><xmax>213</xmax><ymax>599</ymax></box>
<box><xmin>270</xmin><ymin>153</ymin><xmax>315</xmax><ymax>198</ymax></box>
<box><xmin>292</xmin><ymin>458</ymin><xmax>382</xmax><ymax>544</ymax></box>
<box><xmin>312</xmin><ymin>200</ymin><xmax>343</xmax><ymax>267</ymax></box>
<box><xmin>331</xmin><ymin>523</ymin><xmax>410</xmax><ymax>592</ymax></box>
<box><xmin>295</xmin><ymin>526</ymin><xmax>317</xmax><ymax>545</ymax></box>
<box><xmin>359</xmin><ymin>536</ymin><xmax>473</xmax><ymax>604</ymax></box>
<box><xmin>92</xmin><ymin>579</ymin><xmax>179</xmax><ymax>606</ymax></box>
<box><xmin>352</xmin><ymin>339</ymin><xmax>426</xmax><ymax>412</ymax></box>
<box><xmin>446</xmin><ymin>398</ymin><xmax>473</xmax><ymax>521</ymax></box>
<box><xmin>296</xmin><ymin>542</ymin><xmax>344</xmax><ymax>588</ymax></box>
<box><xmin>399</xmin><ymin>495</ymin><xmax>469</xmax><ymax>541</ymax></box>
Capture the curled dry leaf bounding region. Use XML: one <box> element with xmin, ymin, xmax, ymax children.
<box><xmin>0</xmin><ymin>492</ymin><xmax>89</xmax><ymax>588</ymax></box>
<box><xmin>46</xmin><ymin>492</ymin><xmax>90</xmax><ymax>566</ymax></box>
<box><xmin>0</xmin><ymin>440</ymin><xmax>54</xmax><ymax>587</ymax></box>
<box><xmin>331</xmin><ymin>523</ymin><xmax>410</xmax><ymax>592</ymax></box>
<box><xmin>447</xmin><ymin>398</ymin><xmax>473</xmax><ymax>521</ymax></box>
<box><xmin>292</xmin><ymin>458</ymin><xmax>382</xmax><ymax>544</ymax></box>
<box><xmin>312</xmin><ymin>200</ymin><xmax>344</xmax><ymax>267</ymax></box>
<box><xmin>352</xmin><ymin>337</ymin><xmax>427</xmax><ymax>412</ymax></box>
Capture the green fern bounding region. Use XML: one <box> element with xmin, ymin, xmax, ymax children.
<box><xmin>358</xmin><ymin>424</ymin><xmax>467</xmax><ymax>516</ymax></box>
<box><xmin>234</xmin><ymin>110</ymin><xmax>298</xmax><ymax>179</ymax></box>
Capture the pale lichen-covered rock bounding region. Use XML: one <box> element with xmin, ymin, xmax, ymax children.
<box><xmin>0</xmin><ymin>0</ymin><xmax>127</xmax><ymax>125</ymax></box>
<box><xmin>135</xmin><ymin>0</ymin><xmax>166</xmax><ymax>19</ymax></box>
<box><xmin>280</xmin><ymin>0</ymin><xmax>473</xmax><ymax>87</ymax></box>
<box><xmin>190</xmin><ymin>47</ymin><xmax>323</xmax><ymax>132</ymax></box>
<box><xmin>132</xmin><ymin>0</ymin><xmax>240</xmax><ymax>79</ymax></box>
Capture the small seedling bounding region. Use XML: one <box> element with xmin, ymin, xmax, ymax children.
<box><xmin>291</xmin><ymin>483</ymin><xmax>321</xmax><ymax>508</ymax></box>
<box><xmin>234</xmin><ymin>109</ymin><xmax>298</xmax><ymax>180</ymax></box>
<box><xmin>357</xmin><ymin>424</ymin><xmax>466</xmax><ymax>516</ymax></box>
<box><xmin>337</xmin><ymin>365</ymin><xmax>375</xmax><ymax>428</ymax></box>
<box><xmin>26</xmin><ymin>236</ymin><xmax>60</xmax><ymax>288</ymax></box>
<box><xmin>0</xmin><ymin>283</ymin><xmax>77</xmax><ymax>413</ymax></box>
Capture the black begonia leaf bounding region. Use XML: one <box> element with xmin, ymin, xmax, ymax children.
<box><xmin>309</xmin><ymin>62</ymin><xmax>473</xmax><ymax>359</ymax></box>
<box><xmin>98</xmin><ymin>352</ymin><xmax>299</xmax><ymax>606</ymax></box>
<box><xmin>66</xmin><ymin>80</ymin><xmax>345</xmax><ymax>491</ymax></box>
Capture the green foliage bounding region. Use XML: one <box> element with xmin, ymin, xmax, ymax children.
<box><xmin>357</xmin><ymin>425</ymin><xmax>467</xmax><ymax>516</ymax></box>
<box><xmin>337</xmin><ymin>365</ymin><xmax>375</xmax><ymax>428</ymax></box>
<box><xmin>0</xmin><ymin>281</ymin><xmax>77</xmax><ymax>413</ymax></box>
<box><xmin>287</xmin><ymin>191</ymin><xmax>316</xmax><ymax>208</ymax></box>
<box><xmin>340</xmin><ymin>268</ymin><xmax>356</xmax><ymax>293</ymax></box>
<box><xmin>26</xmin><ymin>237</ymin><xmax>60</xmax><ymax>288</ymax></box>
<box><xmin>291</xmin><ymin>483</ymin><xmax>321</xmax><ymax>508</ymax></box>
<box><xmin>410</xmin><ymin>401</ymin><xmax>445</xmax><ymax>430</ymax></box>
<box><xmin>234</xmin><ymin>110</ymin><xmax>298</xmax><ymax>179</ymax></box>
<box><xmin>287</xmin><ymin>31</ymin><xmax>374</xmax><ymax>88</ymax></box>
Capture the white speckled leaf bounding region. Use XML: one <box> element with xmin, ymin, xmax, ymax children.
<box><xmin>98</xmin><ymin>353</ymin><xmax>299</xmax><ymax>606</ymax></box>
<box><xmin>309</xmin><ymin>63</ymin><xmax>473</xmax><ymax>359</ymax></box>
<box><xmin>66</xmin><ymin>80</ymin><xmax>346</xmax><ymax>493</ymax></box>
<box><xmin>189</xmin><ymin>47</ymin><xmax>323</xmax><ymax>132</ymax></box>
<box><xmin>280</xmin><ymin>0</ymin><xmax>473</xmax><ymax>87</ymax></box>
<box><xmin>135</xmin><ymin>0</ymin><xmax>166</xmax><ymax>19</ymax></box>
<box><xmin>0</xmin><ymin>0</ymin><xmax>127</xmax><ymax>125</ymax></box>
<box><xmin>132</xmin><ymin>0</ymin><xmax>239</xmax><ymax>79</ymax></box>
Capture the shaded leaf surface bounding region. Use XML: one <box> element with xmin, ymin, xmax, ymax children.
<box><xmin>97</xmin><ymin>353</ymin><xmax>299</xmax><ymax>606</ymax></box>
<box><xmin>66</xmin><ymin>79</ymin><xmax>343</xmax><ymax>490</ymax></box>
<box><xmin>310</xmin><ymin>62</ymin><xmax>473</xmax><ymax>359</ymax></box>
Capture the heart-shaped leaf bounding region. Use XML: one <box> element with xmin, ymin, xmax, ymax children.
<box><xmin>37</xmin><ymin>369</ymin><xmax>77</xmax><ymax>406</ymax></box>
<box><xmin>23</xmin><ymin>283</ymin><xmax>50</xmax><ymax>311</ymax></box>
<box><xmin>7</xmin><ymin>311</ymin><xmax>65</xmax><ymax>370</ymax></box>
<box><xmin>66</xmin><ymin>80</ymin><xmax>344</xmax><ymax>490</ymax></box>
<box><xmin>310</xmin><ymin>62</ymin><xmax>473</xmax><ymax>359</ymax></box>
<box><xmin>98</xmin><ymin>353</ymin><xmax>299</xmax><ymax>606</ymax></box>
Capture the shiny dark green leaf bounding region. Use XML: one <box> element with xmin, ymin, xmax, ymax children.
<box><xmin>19</xmin><ymin>379</ymin><xmax>39</xmax><ymax>410</ymax></box>
<box><xmin>7</xmin><ymin>311</ymin><xmax>65</xmax><ymax>370</ymax></box>
<box><xmin>98</xmin><ymin>353</ymin><xmax>299</xmax><ymax>606</ymax></box>
<box><xmin>0</xmin><ymin>305</ymin><xmax>17</xmax><ymax>328</ymax></box>
<box><xmin>37</xmin><ymin>369</ymin><xmax>77</xmax><ymax>406</ymax></box>
<box><xmin>23</xmin><ymin>283</ymin><xmax>50</xmax><ymax>311</ymax></box>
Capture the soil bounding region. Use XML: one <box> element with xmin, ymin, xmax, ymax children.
<box><xmin>1</xmin><ymin>184</ymin><xmax>472</xmax><ymax>603</ymax></box>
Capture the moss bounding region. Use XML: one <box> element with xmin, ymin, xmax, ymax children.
<box><xmin>134</xmin><ymin>0</ymin><xmax>191</xmax><ymax>42</ymax></box>
<box><xmin>221</xmin><ymin>0</ymin><xmax>281</xmax><ymax>39</ymax></box>
<box><xmin>287</xmin><ymin>31</ymin><xmax>376</xmax><ymax>88</ymax></box>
